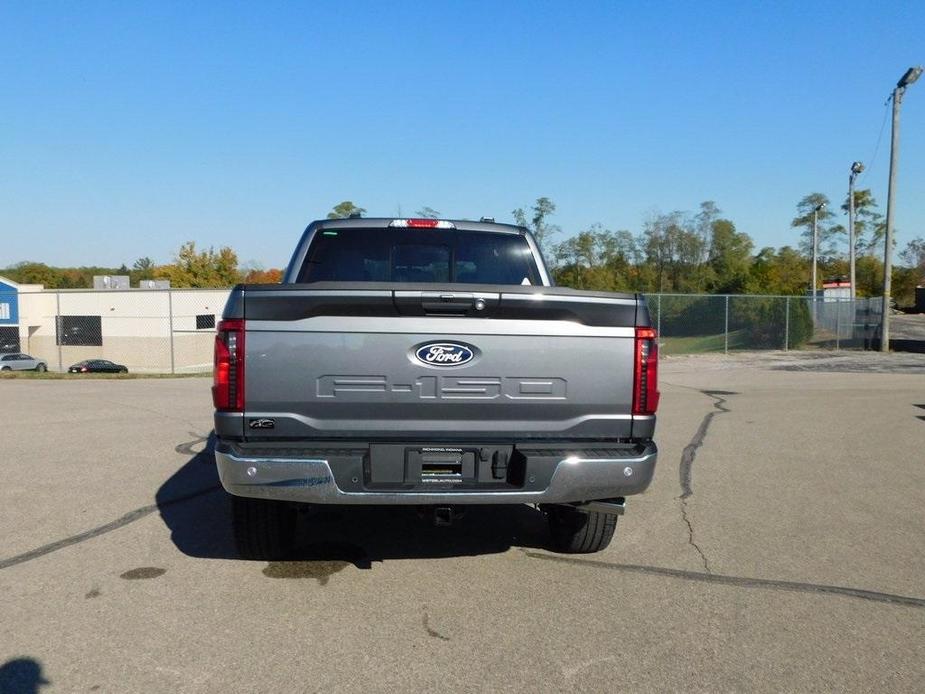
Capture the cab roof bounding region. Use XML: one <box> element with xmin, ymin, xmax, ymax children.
<box><xmin>309</xmin><ymin>217</ymin><xmax>527</xmax><ymax>235</ymax></box>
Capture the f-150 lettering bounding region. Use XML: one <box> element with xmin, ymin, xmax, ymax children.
<box><xmin>316</xmin><ymin>375</ymin><xmax>568</xmax><ymax>399</ymax></box>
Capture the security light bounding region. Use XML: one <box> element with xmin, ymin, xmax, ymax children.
<box><xmin>898</xmin><ymin>66</ymin><xmax>922</xmax><ymax>88</ymax></box>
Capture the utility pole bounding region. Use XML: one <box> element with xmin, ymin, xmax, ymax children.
<box><xmin>811</xmin><ymin>202</ymin><xmax>825</xmax><ymax>318</ymax></box>
<box><xmin>881</xmin><ymin>66</ymin><xmax>923</xmax><ymax>352</ymax></box>
<box><xmin>848</xmin><ymin>162</ymin><xmax>864</xmax><ymax>300</ymax></box>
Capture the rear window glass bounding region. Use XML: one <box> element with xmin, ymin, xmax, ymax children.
<box><xmin>296</xmin><ymin>228</ymin><xmax>540</xmax><ymax>285</ymax></box>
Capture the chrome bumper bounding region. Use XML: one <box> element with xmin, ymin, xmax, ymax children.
<box><xmin>215</xmin><ymin>443</ymin><xmax>657</xmax><ymax>505</ymax></box>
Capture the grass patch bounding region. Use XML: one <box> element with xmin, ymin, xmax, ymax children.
<box><xmin>659</xmin><ymin>329</ymin><xmax>752</xmax><ymax>355</ymax></box>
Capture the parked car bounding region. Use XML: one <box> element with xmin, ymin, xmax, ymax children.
<box><xmin>68</xmin><ymin>359</ymin><xmax>128</xmax><ymax>374</ymax></box>
<box><xmin>0</xmin><ymin>353</ymin><xmax>48</xmax><ymax>372</ymax></box>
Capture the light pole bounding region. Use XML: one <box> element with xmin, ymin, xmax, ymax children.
<box><xmin>848</xmin><ymin>162</ymin><xmax>864</xmax><ymax>300</ymax></box>
<box><xmin>811</xmin><ymin>202</ymin><xmax>825</xmax><ymax>318</ymax></box>
<box><xmin>881</xmin><ymin>66</ymin><xmax>923</xmax><ymax>352</ymax></box>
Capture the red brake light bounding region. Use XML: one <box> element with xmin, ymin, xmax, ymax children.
<box><xmin>213</xmin><ymin>319</ymin><xmax>245</xmax><ymax>411</ymax></box>
<box><xmin>633</xmin><ymin>327</ymin><xmax>659</xmax><ymax>416</ymax></box>
<box><xmin>406</xmin><ymin>218</ymin><xmax>440</xmax><ymax>228</ymax></box>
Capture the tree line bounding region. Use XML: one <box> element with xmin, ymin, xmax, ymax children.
<box><xmin>3</xmin><ymin>197</ymin><xmax>923</xmax><ymax>304</ymax></box>
<box><xmin>2</xmin><ymin>242</ymin><xmax>274</xmax><ymax>290</ymax></box>
<box><xmin>522</xmin><ymin>195</ymin><xmax>922</xmax><ymax>305</ymax></box>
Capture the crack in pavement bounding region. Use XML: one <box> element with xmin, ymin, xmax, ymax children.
<box><xmin>422</xmin><ymin>609</ymin><xmax>451</xmax><ymax>641</ymax></box>
<box><xmin>0</xmin><ymin>432</ymin><xmax>220</xmax><ymax>571</ymax></box>
<box><xmin>679</xmin><ymin>390</ymin><xmax>733</xmax><ymax>499</ymax></box>
<box><xmin>621</xmin><ymin>382</ymin><xmax>923</xmax><ymax>609</ymax></box>
<box><xmin>671</xmin><ymin>388</ymin><xmax>736</xmax><ymax>573</ymax></box>
<box><xmin>679</xmin><ymin>501</ymin><xmax>711</xmax><ymax>573</ymax></box>
<box><xmin>0</xmin><ymin>485</ymin><xmax>222</xmax><ymax>571</ymax></box>
<box><xmin>521</xmin><ymin>551</ymin><xmax>925</xmax><ymax>610</ymax></box>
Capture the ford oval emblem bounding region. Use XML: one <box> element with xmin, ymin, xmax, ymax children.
<box><xmin>414</xmin><ymin>342</ymin><xmax>475</xmax><ymax>367</ymax></box>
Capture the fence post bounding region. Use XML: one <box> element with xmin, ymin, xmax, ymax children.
<box><xmin>784</xmin><ymin>297</ymin><xmax>790</xmax><ymax>351</ymax></box>
<box><xmin>656</xmin><ymin>294</ymin><xmax>661</xmax><ymax>339</ymax></box>
<box><xmin>56</xmin><ymin>291</ymin><xmax>63</xmax><ymax>372</ymax></box>
<box><xmin>168</xmin><ymin>290</ymin><xmax>176</xmax><ymax>375</ymax></box>
<box><xmin>835</xmin><ymin>299</ymin><xmax>840</xmax><ymax>351</ymax></box>
<box><xmin>724</xmin><ymin>295</ymin><xmax>729</xmax><ymax>354</ymax></box>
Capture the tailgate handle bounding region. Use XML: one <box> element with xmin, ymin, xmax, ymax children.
<box><xmin>392</xmin><ymin>290</ymin><xmax>498</xmax><ymax>316</ymax></box>
<box><xmin>420</xmin><ymin>292</ymin><xmax>475</xmax><ymax>314</ymax></box>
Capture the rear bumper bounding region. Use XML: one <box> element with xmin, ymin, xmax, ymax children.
<box><xmin>215</xmin><ymin>441</ymin><xmax>657</xmax><ymax>505</ymax></box>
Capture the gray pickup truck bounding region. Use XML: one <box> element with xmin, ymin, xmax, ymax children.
<box><xmin>213</xmin><ymin>217</ymin><xmax>658</xmax><ymax>558</ymax></box>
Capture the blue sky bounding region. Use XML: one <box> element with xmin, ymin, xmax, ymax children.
<box><xmin>1</xmin><ymin>1</ymin><xmax>923</xmax><ymax>269</ymax></box>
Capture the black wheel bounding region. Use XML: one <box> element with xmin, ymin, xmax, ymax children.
<box><xmin>35</xmin><ymin>363</ymin><xmax>47</xmax><ymax>372</ymax></box>
<box><xmin>231</xmin><ymin>495</ymin><xmax>297</xmax><ymax>560</ymax></box>
<box><xmin>545</xmin><ymin>505</ymin><xmax>617</xmax><ymax>554</ymax></box>
<box><xmin>119</xmin><ymin>367</ymin><xmax>128</xmax><ymax>373</ymax></box>
<box><xmin>1</xmin><ymin>366</ymin><xmax>10</xmax><ymax>371</ymax></box>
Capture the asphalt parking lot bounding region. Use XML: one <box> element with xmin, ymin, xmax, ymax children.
<box><xmin>1</xmin><ymin>352</ymin><xmax>923</xmax><ymax>692</ymax></box>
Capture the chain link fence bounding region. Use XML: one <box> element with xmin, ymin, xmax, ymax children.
<box><xmin>6</xmin><ymin>289</ymin><xmax>230</xmax><ymax>373</ymax></box>
<box><xmin>1</xmin><ymin>288</ymin><xmax>887</xmax><ymax>372</ymax></box>
<box><xmin>646</xmin><ymin>294</ymin><xmax>884</xmax><ymax>355</ymax></box>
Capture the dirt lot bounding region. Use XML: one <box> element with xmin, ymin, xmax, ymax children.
<box><xmin>1</xmin><ymin>352</ymin><xmax>923</xmax><ymax>692</ymax></box>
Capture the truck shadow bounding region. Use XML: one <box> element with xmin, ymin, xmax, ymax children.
<box><xmin>156</xmin><ymin>434</ymin><xmax>551</xmax><ymax>567</ymax></box>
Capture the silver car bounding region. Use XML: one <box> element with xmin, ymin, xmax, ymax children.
<box><xmin>0</xmin><ymin>352</ymin><xmax>48</xmax><ymax>372</ymax></box>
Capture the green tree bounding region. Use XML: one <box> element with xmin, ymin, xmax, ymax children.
<box><xmin>553</xmin><ymin>224</ymin><xmax>619</xmax><ymax>268</ymax></box>
<box><xmin>4</xmin><ymin>262</ymin><xmax>63</xmax><ymax>287</ymax></box>
<box><xmin>898</xmin><ymin>237</ymin><xmax>925</xmax><ymax>305</ymax></box>
<box><xmin>415</xmin><ymin>206</ymin><xmax>440</xmax><ymax>219</ymax></box>
<box><xmin>160</xmin><ymin>242</ymin><xmax>241</xmax><ymax>287</ymax></box>
<box><xmin>327</xmin><ymin>201</ymin><xmax>366</xmax><ymax>219</ymax></box>
<box><xmin>691</xmin><ymin>201</ymin><xmax>721</xmax><ymax>289</ymax></box>
<box><xmin>841</xmin><ymin>189</ymin><xmax>885</xmax><ymax>255</ymax></box>
<box><xmin>855</xmin><ymin>255</ymin><xmax>883</xmax><ymax>297</ymax></box>
<box><xmin>551</xmin><ymin>224</ymin><xmax>632</xmax><ymax>291</ymax></box>
<box><xmin>747</xmin><ymin>298</ymin><xmax>813</xmax><ymax>349</ymax></box>
<box><xmin>749</xmin><ymin>246</ymin><xmax>807</xmax><ymax>295</ymax></box>
<box><xmin>900</xmin><ymin>237</ymin><xmax>925</xmax><ymax>274</ymax></box>
<box><xmin>707</xmin><ymin>219</ymin><xmax>753</xmax><ymax>293</ymax></box>
<box><xmin>513</xmin><ymin>197</ymin><xmax>560</xmax><ymax>259</ymax></box>
<box><xmin>133</xmin><ymin>257</ymin><xmax>155</xmax><ymax>279</ymax></box>
<box><xmin>641</xmin><ymin>211</ymin><xmax>707</xmax><ymax>293</ymax></box>
<box><xmin>641</xmin><ymin>211</ymin><xmax>677</xmax><ymax>292</ymax></box>
<box><xmin>791</xmin><ymin>193</ymin><xmax>837</xmax><ymax>259</ymax></box>
<box><xmin>892</xmin><ymin>266</ymin><xmax>920</xmax><ymax>307</ymax></box>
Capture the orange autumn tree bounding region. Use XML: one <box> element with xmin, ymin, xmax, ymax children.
<box><xmin>243</xmin><ymin>267</ymin><xmax>283</xmax><ymax>284</ymax></box>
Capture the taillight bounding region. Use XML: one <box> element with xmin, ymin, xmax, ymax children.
<box><xmin>213</xmin><ymin>319</ymin><xmax>245</xmax><ymax>411</ymax></box>
<box><xmin>633</xmin><ymin>327</ymin><xmax>659</xmax><ymax>416</ymax></box>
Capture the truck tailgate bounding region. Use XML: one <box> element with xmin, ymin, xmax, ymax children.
<box><xmin>234</xmin><ymin>285</ymin><xmax>646</xmax><ymax>441</ymax></box>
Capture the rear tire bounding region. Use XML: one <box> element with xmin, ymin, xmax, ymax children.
<box><xmin>231</xmin><ymin>495</ymin><xmax>297</xmax><ymax>560</ymax></box>
<box><xmin>545</xmin><ymin>505</ymin><xmax>617</xmax><ymax>554</ymax></box>
<box><xmin>119</xmin><ymin>367</ymin><xmax>128</xmax><ymax>373</ymax></box>
<box><xmin>1</xmin><ymin>366</ymin><xmax>10</xmax><ymax>371</ymax></box>
<box><xmin>35</xmin><ymin>363</ymin><xmax>47</xmax><ymax>372</ymax></box>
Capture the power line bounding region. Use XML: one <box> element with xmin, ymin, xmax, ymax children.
<box><xmin>859</xmin><ymin>95</ymin><xmax>892</xmax><ymax>182</ymax></box>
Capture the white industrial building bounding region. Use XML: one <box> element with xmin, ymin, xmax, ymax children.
<box><xmin>0</xmin><ymin>276</ymin><xmax>230</xmax><ymax>372</ymax></box>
